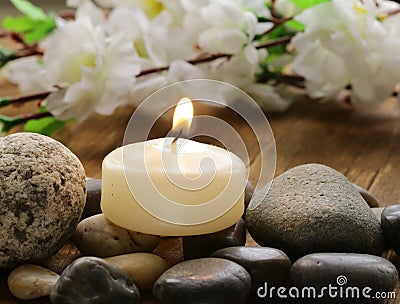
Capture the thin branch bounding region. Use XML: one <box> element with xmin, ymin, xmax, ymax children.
<box><xmin>262</xmin><ymin>16</ymin><xmax>294</xmax><ymax>37</ymax></box>
<box><xmin>138</xmin><ymin>53</ymin><xmax>232</xmax><ymax>76</ymax></box>
<box><xmin>256</xmin><ymin>34</ymin><xmax>294</xmax><ymax>49</ymax></box>
<box><xmin>0</xmin><ymin>91</ymin><xmax>51</xmax><ymax>107</ymax></box>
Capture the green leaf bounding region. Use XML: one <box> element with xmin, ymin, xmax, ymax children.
<box><xmin>0</xmin><ymin>48</ymin><xmax>18</xmax><ymax>69</ymax></box>
<box><xmin>2</xmin><ymin>15</ymin><xmax>56</xmax><ymax>44</ymax></box>
<box><xmin>285</xmin><ymin>19</ymin><xmax>305</xmax><ymax>31</ymax></box>
<box><xmin>10</xmin><ymin>0</ymin><xmax>47</xmax><ymax>20</ymax></box>
<box><xmin>24</xmin><ymin>117</ymin><xmax>65</xmax><ymax>136</ymax></box>
<box><xmin>24</xmin><ymin>19</ymin><xmax>56</xmax><ymax>43</ymax></box>
<box><xmin>2</xmin><ymin>15</ymin><xmax>36</xmax><ymax>32</ymax></box>
<box><xmin>288</xmin><ymin>0</ymin><xmax>331</xmax><ymax>10</ymax></box>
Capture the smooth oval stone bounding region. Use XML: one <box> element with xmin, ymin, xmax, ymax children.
<box><xmin>183</xmin><ymin>219</ymin><xmax>246</xmax><ymax>260</ymax></box>
<box><xmin>291</xmin><ymin>253</ymin><xmax>398</xmax><ymax>301</ymax></box>
<box><xmin>105</xmin><ymin>253</ymin><xmax>168</xmax><ymax>290</ymax></box>
<box><xmin>246</xmin><ymin>164</ymin><xmax>385</xmax><ymax>260</ymax></box>
<box><xmin>352</xmin><ymin>183</ymin><xmax>380</xmax><ymax>208</ymax></box>
<box><xmin>153</xmin><ymin>258</ymin><xmax>251</xmax><ymax>304</ymax></box>
<box><xmin>381</xmin><ymin>204</ymin><xmax>400</xmax><ymax>255</ymax></box>
<box><xmin>211</xmin><ymin>246</ymin><xmax>291</xmax><ymax>290</ymax></box>
<box><xmin>73</xmin><ymin>214</ymin><xmax>160</xmax><ymax>257</ymax></box>
<box><xmin>8</xmin><ymin>265</ymin><xmax>59</xmax><ymax>300</ymax></box>
<box><xmin>0</xmin><ymin>133</ymin><xmax>86</xmax><ymax>268</ymax></box>
<box><xmin>50</xmin><ymin>257</ymin><xmax>140</xmax><ymax>304</ymax></box>
<box><xmin>81</xmin><ymin>178</ymin><xmax>102</xmax><ymax>220</ymax></box>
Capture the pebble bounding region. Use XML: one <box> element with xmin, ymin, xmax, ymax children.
<box><xmin>183</xmin><ymin>219</ymin><xmax>246</xmax><ymax>260</ymax></box>
<box><xmin>50</xmin><ymin>257</ymin><xmax>140</xmax><ymax>304</ymax></box>
<box><xmin>0</xmin><ymin>133</ymin><xmax>86</xmax><ymax>268</ymax></box>
<box><xmin>7</xmin><ymin>265</ymin><xmax>59</xmax><ymax>300</ymax></box>
<box><xmin>381</xmin><ymin>204</ymin><xmax>400</xmax><ymax>255</ymax></box>
<box><xmin>211</xmin><ymin>246</ymin><xmax>291</xmax><ymax>290</ymax></box>
<box><xmin>246</xmin><ymin>164</ymin><xmax>385</xmax><ymax>260</ymax></box>
<box><xmin>105</xmin><ymin>253</ymin><xmax>168</xmax><ymax>290</ymax></box>
<box><xmin>81</xmin><ymin>178</ymin><xmax>102</xmax><ymax>220</ymax></box>
<box><xmin>291</xmin><ymin>253</ymin><xmax>398</xmax><ymax>299</ymax></box>
<box><xmin>153</xmin><ymin>258</ymin><xmax>251</xmax><ymax>304</ymax></box>
<box><xmin>73</xmin><ymin>214</ymin><xmax>160</xmax><ymax>257</ymax></box>
<box><xmin>352</xmin><ymin>183</ymin><xmax>380</xmax><ymax>208</ymax></box>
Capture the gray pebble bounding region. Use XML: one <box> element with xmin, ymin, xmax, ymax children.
<box><xmin>211</xmin><ymin>246</ymin><xmax>291</xmax><ymax>291</ymax></box>
<box><xmin>153</xmin><ymin>258</ymin><xmax>251</xmax><ymax>304</ymax></box>
<box><xmin>0</xmin><ymin>133</ymin><xmax>86</xmax><ymax>268</ymax></box>
<box><xmin>50</xmin><ymin>256</ymin><xmax>140</xmax><ymax>304</ymax></box>
<box><xmin>290</xmin><ymin>253</ymin><xmax>398</xmax><ymax>302</ymax></box>
<box><xmin>246</xmin><ymin>164</ymin><xmax>385</xmax><ymax>260</ymax></box>
<box><xmin>183</xmin><ymin>219</ymin><xmax>246</xmax><ymax>260</ymax></box>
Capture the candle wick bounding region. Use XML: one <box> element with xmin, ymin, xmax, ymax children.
<box><xmin>172</xmin><ymin>128</ymin><xmax>183</xmax><ymax>144</ymax></box>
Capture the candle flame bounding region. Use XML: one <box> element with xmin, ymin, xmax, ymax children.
<box><xmin>172</xmin><ymin>97</ymin><xmax>194</xmax><ymax>133</ymax></box>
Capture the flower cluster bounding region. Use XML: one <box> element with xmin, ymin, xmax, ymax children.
<box><xmin>292</xmin><ymin>0</ymin><xmax>400</xmax><ymax>106</ymax></box>
<box><xmin>2</xmin><ymin>0</ymin><xmax>400</xmax><ymax>133</ymax></box>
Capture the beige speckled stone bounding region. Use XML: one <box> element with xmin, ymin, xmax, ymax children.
<box><xmin>7</xmin><ymin>264</ymin><xmax>59</xmax><ymax>300</ymax></box>
<box><xmin>0</xmin><ymin>133</ymin><xmax>86</xmax><ymax>268</ymax></box>
<box><xmin>73</xmin><ymin>214</ymin><xmax>160</xmax><ymax>257</ymax></box>
<box><xmin>106</xmin><ymin>253</ymin><xmax>168</xmax><ymax>290</ymax></box>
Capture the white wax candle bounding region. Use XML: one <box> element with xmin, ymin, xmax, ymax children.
<box><xmin>100</xmin><ymin>138</ymin><xmax>246</xmax><ymax>236</ymax></box>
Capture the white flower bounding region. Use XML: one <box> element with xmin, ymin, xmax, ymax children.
<box><xmin>292</xmin><ymin>0</ymin><xmax>400</xmax><ymax>106</ymax></box>
<box><xmin>3</xmin><ymin>56</ymin><xmax>53</xmax><ymax>94</ymax></box>
<box><xmin>41</xmin><ymin>8</ymin><xmax>140</xmax><ymax>121</ymax></box>
<box><xmin>197</xmin><ymin>1</ymin><xmax>264</xmax><ymax>60</ymax></box>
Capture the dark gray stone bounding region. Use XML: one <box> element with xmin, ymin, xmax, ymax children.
<box><xmin>183</xmin><ymin>219</ymin><xmax>246</xmax><ymax>260</ymax></box>
<box><xmin>50</xmin><ymin>257</ymin><xmax>140</xmax><ymax>304</ymax></box>
<box><xmin>246</xmin><ymin>164</ymin><xmax>385</xmax><ymax>261</ymax></box>
<box><xmin>0</xmin><ymin>132</ymin><xmax>86</xmax><ymax>268</ymax></box>
<box><xmin>153</xmin><ymin>258</ymin><xmax>251</xmax><ymax>304</ymax></box>
<box><xmin>211</xmin><ymin>246</ymin><xmax>291</xmax><ymax>290</ymax></box>
<box><xmin>81</xmin><ymin>178</ymin><xmax>102</xmax><ymax>220</ymax></box>
<box><xmin>352</xmin><ymin>183</ymin><xmax>380</xmax><ymax>208</ymax></box>
<box><xmin>290</xmin><ymin>253</ymin><xmax>398</xmax><ymax>303</ymax></box>
<box><xmin>381</xmin><ymin>204</ymin><xmax>400</xmax><ymax>255</ymax></box>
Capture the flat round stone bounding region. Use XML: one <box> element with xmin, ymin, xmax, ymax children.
<box><xmin>50</xmin><ymin>257</ymin><xmax>140</xmax><ymax>304</ymax></box>
<box><xmin>153</xmin><ymin>258</ymin><xmax>251</xmax><ymax>304</ymax></box>
<box><xmin>0</xmin><ymin>133</ymin><xmax>86</xmax><ymax>268</ymax></box>
<box><xmin>291</xmin><ymin>253</ymin><xmax>398</xmax><ymax>301</ymax></box>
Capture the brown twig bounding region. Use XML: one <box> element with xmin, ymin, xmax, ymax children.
<box><xmin>262</xmin><ymin>16</ymin><xmax>294</xmax><ymax>36</ymax></box>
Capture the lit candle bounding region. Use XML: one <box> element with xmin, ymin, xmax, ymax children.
<box><xmin>101</xmin><ymin>98</ymin><xmax>246</xmax><ymax>236</ymax></box>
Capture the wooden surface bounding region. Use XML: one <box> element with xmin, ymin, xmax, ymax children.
<box><xmin>2</xmin><ymin>3</ymin><xmax>400</xmax><ymax>302</ymax></box>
